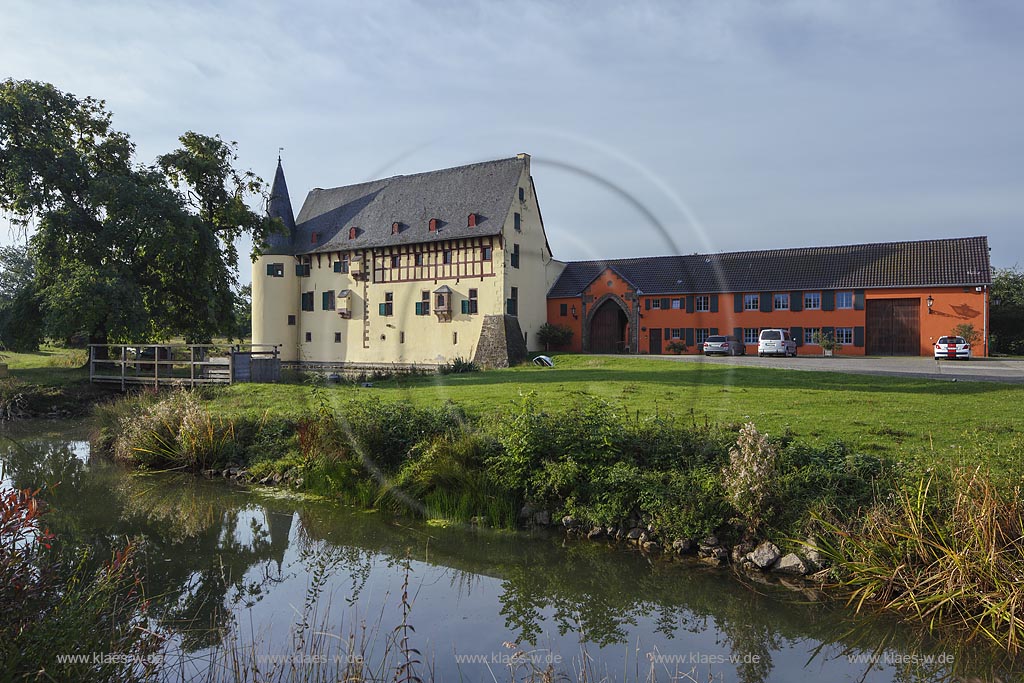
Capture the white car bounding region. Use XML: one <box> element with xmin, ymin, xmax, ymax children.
<box><xmin>934</xmin><ymin>336</ymin><xmax>971</xmax><ymax>360</ymax></box>
<box><xmin>758</xmin><ymin>329</ymin><xmax>797</xmax><ymax>357</ymax></box>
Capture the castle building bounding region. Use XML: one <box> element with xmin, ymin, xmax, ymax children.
<box><xmin>252</xmin><ymin>154</ymin><xmax>565</xmax><ymax>368</ymax></box>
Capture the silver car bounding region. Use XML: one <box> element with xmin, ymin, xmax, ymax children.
<box><xmin>703</xmin><ymin>335</ymin><xmax>746</xmax><ymax>356</ymax></box>
<box><xmin>758</xmin><ymin>329</ymin><xmax>797</xmax><ymax>357</ymax></box>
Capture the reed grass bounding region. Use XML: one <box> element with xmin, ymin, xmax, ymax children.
<box><xmin>815</xmin><ymin>467</ymin><xmax>1024</xmax><ymax>653</ymax></box>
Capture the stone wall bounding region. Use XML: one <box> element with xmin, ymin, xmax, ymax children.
<box><xmin>473</xmin><ymin>314</ymin><xmax>528</xmax><ymax>368</ymax></box>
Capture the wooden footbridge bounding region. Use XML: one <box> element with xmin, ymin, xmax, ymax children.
<box><xmin>89</xmin><ymin>344</ymin><xmax>280</xmax><ymax>388</ymax></box>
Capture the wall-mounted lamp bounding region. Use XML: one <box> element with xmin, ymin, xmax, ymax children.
<box><xmin>926</xmin><ymin>295</ymin><xmax>934</xmax><ymax>314</ymax></box>
<box><xmin>571</xmin><ymin>304</ymin><xmax>578</xmax><ymax>319</ymax></box>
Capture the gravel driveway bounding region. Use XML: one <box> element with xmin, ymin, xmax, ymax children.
<box><xmin>629</xmin><ymin>353</ymin><xmax>1024</xmax><ymax>383</ymax></box>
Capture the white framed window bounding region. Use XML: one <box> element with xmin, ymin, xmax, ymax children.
<box><xmin>804</xmin><ymin>292</ymin><xmax>821</xmax><ymax>310</ymax></box>
<box><xmin>774</xmin><ymin>293</ymin><xmax>790</xmax><ymax>310</ymax></box>
<box><xmin>836</xmin><ymin>327</ymin><xmax>854</xmax><ymax>345</ymax></box>
<box><xmin>671</xmin><ymin>298</ymin><xmax>682</xmax><ymax>310</ymax></box>
<box><xmin>696</xmin><ymin>295</ymin><xmax>710</xmax><ymax>312</ymax></box>
<box><xmin>743</xmin><ymin>294</ymin><xmax>759</xmax><ymax>311</ymax></box>
<box><xmin>696</xmin><ymin>328</ymin><xmax>710</xmax><ymax>345</ymax></box>
<box><xmin>837</xmin><ymin>291</ymin><xmax>854</xmax><ymax>309</ymax></box>
<box><xmin>652</xmin><ymin>298</ymin><xmax>661</xmax><ymax>310</ymax></box>
<box><xmin>671</xmin><ymin>328</ymin><xmax>682</xmax><ymax>339</ymax></box>
<box><xmin>744</xmin><ymin>328</ymin><xmax>759</xmax><ymax>344</ymax></box>
<box><xmin>804</xmin><ymin>327</ymin><xmax>821</xmax><ymax>345</ymax></box>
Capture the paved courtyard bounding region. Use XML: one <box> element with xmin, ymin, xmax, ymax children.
<box><xmin>637</xmin><ymin>353</ymin><xmax>1024</xmax><ymax>383</ymax></box>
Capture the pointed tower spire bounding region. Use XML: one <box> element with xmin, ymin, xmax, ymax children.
<box><xmin>268</xmin><ymin>155</ymin><xmax>296</xmax><ymax>234</ymax></box>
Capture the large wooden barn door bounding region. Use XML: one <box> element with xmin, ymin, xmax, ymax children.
<box><xmin>589</xmin><ymin>300</ymin><xmax>625</xmax><ymax>353</ymax></box>
<box><xmin>866</xmin><ymin>298</ymin><xmax>920</xmax><ymax>356</ymax></box>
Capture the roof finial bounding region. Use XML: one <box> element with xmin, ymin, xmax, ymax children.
<box><xmin>277</xmin><ymin>147</ymin><xmax>284</xmax><ymax>163</ymax></box>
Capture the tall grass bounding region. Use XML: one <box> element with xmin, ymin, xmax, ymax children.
<box><xmin>816</xmin><ymin>467</ymin><xmax>1024</xmax><ymax>652</ymax></box>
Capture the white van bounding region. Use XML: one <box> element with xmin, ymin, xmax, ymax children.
<box><xmin>758</xmin><ymin>329</ymin><xmax>797</xmax><ymax>357</ymax></box>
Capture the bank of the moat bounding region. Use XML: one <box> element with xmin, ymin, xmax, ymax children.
<box><xmin>2</xmin><ymin>425</ymin><xmax>1021</xmax><ymax>682</ymax></box>
<box><xmin>87</xmin><ymin>388</ymin><xmax>1024</xmax><ymax>659</ymax></box>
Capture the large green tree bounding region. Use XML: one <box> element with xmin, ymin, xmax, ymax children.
<box><xmin>991</xmin><ymin>266</ymin><xmax>1024</xmax><ymax>355</ymax></box>
<box><xmin>0</xmin><ymin>244</ymin><xmax>43</xmax><ymax>351</ymax></box>
<box><xmin>0</xmin><ymin>79</ymin><xmax>270</xmax><ymax>348</ymax></box>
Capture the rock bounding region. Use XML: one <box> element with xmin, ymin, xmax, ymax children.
<box><xmin>638</xmin><ymin>531</ymin><xmax>650</xmax><ymax>544</ymax></box>
<box><xmin>561</xmin><ymin>515</ymin><xmax>578</xmax><ymax>529</ymax></box>
<box><xmin>533</xmin><ymin>510</ymin><xmax>550</xmax><ymax>526</ymax></box>
<box><xmin>801</xmin><ymin>536</ymin><xmax>825</xmax><ymax>571</ymax></box>
<box><xmin>702</xmin><ymin>534</ymin><xmax>719</xmax><ymax>547</ymax></box>
<box><xmin>606</xmin><ymin>526</ymin><xmax>616</xmax><ymax>537</ymax></box>
<box><xmin>672</xmin><ymin>539</ymin><xmax>695</xmax><ymax>555</ymax></box>
<box><xmin>586</xmin><ymin>526</ymin><xmax>605</xmax><ymax>540</ymax></box>
<box><xmin>259</xmin><ymin>475</ymin><xmax>274</xmax><ymax>485</ymax></box>
<box><xmin>772</xmin><ymin>553</ymin><xmax>809</xmax><ymax>575</ymax></box>
<box><xmin>518</xmin><ymin>504</ymin><xmax>534</xmax><ymax>521</ymax></box>
<box><xmin>747</xmin><ymin>541</ymin><xmax>782</xmax><ymax>570</ymax></box>
<box><xmin>730</xmin><ymin>541</ymin><xmax>756</xmax><ymax>565</ymax></box>
<box><xmin>293</xmin><ymin>477</ymin><xmax>304</xmax><ymax>488</ymax></box>
<box><xmin>201</xmin><ymin>469</ymin><xmax>217</xmax><ymax>479</ymax></box>
<box><xmin>626</xmin><ymin>527</ymin><xmax>643</xmax><ymax>541</ymax></box>
<box><xmin>699</xmin><ymin>547</ymin><xmax>729</xmax><ymax>566</ymax></box>
<box><xmin>641</xmin><ymin>541</ymin><xmax>661</xmax><ymax>552</ymax></box>
<box><xmin>235</xmin><ymin>470</ymin><xmax>248</xmax><ymax>481</ymax></box>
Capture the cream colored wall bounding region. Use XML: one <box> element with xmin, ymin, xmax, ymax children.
<box><xmin>252</xmin><ymin>255</ymin><xmax>299</xmax><ymax>361</ymax></box>
<box><xmin>502</xmin><ymin>161</ymin><xmax>555</xmax><ymax>351</ymax></box>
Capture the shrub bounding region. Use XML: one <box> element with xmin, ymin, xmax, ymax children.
<box><xmin>666</xmin><ymin>341</ymin><xmax>687</xmax><ymax>354</ymax></box>
<box><xmin>722</xmin><ymin>423</ymin><xmax>779</xmax><ymax>532</ymax></box>
<box><xmin>536</xmin><ymin>323</ymin><xmax>574</xmax><ymax>351</ymax></box>
<box><xmin>438</xmin><ymin>357</ymin><xmax>478</xmax><ymax>375</ymax></box>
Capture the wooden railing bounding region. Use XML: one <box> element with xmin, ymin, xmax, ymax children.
<box><xmin>89</xmin><ymin>344</ymin><xmax>280</xmax><ymax>388</ymax></box>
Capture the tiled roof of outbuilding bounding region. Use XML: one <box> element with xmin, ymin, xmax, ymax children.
<box><xmin>280</xmin><ymin>157</ymin><xmax>526</xmax><ymax>255</ymax></box>
<box><xmin>548</xmin><ymin>236</ymin><xmax>991</xmax><ymax>297</ymax></box>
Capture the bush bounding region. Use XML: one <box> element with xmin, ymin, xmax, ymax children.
<box><xmin>0</xmin><ymin>483</ymin><xmax>158</xmax><ymax>681</ymax></box>
<box><xmin>536</xmin><ymin>323</ymin><xmax>574</xmax><ymax>351</ymax></box>
<box><xmin>722</xmin><ymin>423</ymin><xmax>779</xmax><ymax>532</ymax></box>
<box><xmin>438</xmin><ymin>357</ymin><xmax>478</xmax><ymax>374</ymax></box>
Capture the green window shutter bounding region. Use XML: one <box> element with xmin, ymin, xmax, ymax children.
<box><xmin>461</xmin><ymin>299</ymin><xmax>469</xmax><ymax>314</ymax></box>
<box><xmin>734</xmin><ymin>293</ymin><xmax>743</xmax><ymax>313</ymax></box>
<box><xmin>710</xmin><ymin>295</ymin><xmax>719</xmax><ymax>313</ymax></box>
<box><xmin>686</xmin><ymin>296</ymin><xmax>694</xmax><ymax>313</ymax></box>
<box><xmin>379</xmin><ymin>303</ymin><xmax>387</xmax><ymax>316</ymax></box>
<box><xmin>295</xmin><ymin>264</ymin><xmax>304</xmax><ymax>277</ymax></box>
<box><xmin>661</xmin><ymin>297</ymin><xmax>670</xmax><ymax>310</ymax></box>
<box><xmin>791</xmin><ymin>291</ymin><xmax>803</xmax><ymax>312</ymax></box>
<box><xmin>266</xmin><ymin>263</ymin><xmax>275</xmax><ymax>276</ymax></box>
<box><xmin>854</xmin><ymin>326</ymin><xmax>865</xmax><ymax>347</ymax></box>
<box><xmin>822</xmin><ymin>326</ymin><xmax>835</xmax><ymax>341</ymax></box>
<box><xmin>645</xmin><ymin>298</ymin><xmax>651</xmax><ymax>310</ymax></box>
<box><xmin>733</xmin><ymin>327</ymin><xmax>742</xmax><ymax>340</ymax></box>
<box><xmin>854</xmin><ymin>290</ymin><xmax>865</xmax><ymax>310</ymax></box>
<box><xmin>822</xmin><ymin>290</ymin><xmax>835</xmax><ymax>311</ymax></box>
<box><xmin>685</xmin><ymin>328</ymin><xmax>694</xmax><ymax>347</ymax></box>
<box><xmin>333</xmin><ymin>261</ymin><xmax>342</xmax><ymax>273</ymax></box>
<box><xmin>792</xmin><ymin>326</ymin><xmax>803</xmax><ymax>347</ymax></box>
<box><xmin>759</xmin><ymin>292</ymin><xmax>771</xmax><ymax>313</ymax></box>
<box><xmin>414</xmin><ymin>301</ymin><xmax>422</xmax><ymax>315</ymax></box>
<box><xmin>710</xmin><ymin>327</ymin><xmax>718</xmax><ymax>335</ymax></box>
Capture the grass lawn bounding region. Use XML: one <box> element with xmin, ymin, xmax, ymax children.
<box><xmin>1</xmin><ymin>346</ymin><xmax>89</xmax><ymax>386</ymax></box>
<box><xmin>206</xmin><ymin>354</ymin><xmax>1024</xmax><ymax>473</ymax></box>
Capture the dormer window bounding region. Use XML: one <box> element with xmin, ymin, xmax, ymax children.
<box><xmin>311</xmin><ymin>232</ymin><xmax>320</xmax><ymax>244</ymax></box>
<box><xmin>428</xmin><ymin>218</ymin><xmax>438</xmax><ymax>233</ymax></box>
<box><xmin>467</xmin><ymin>213</ymin><xmax>477</xmax><ymax>227</ymax></box>
<box><xmin>392</xmin><ymin>222</ymin><xmax>401</xmax><ymax>235</ymax></box>
<box><xmin>348</xmin><ymin>226</ymin><xmax>359</xmax><ymax>240</ymax></box>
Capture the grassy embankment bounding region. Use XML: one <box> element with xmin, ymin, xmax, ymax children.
<box><xmin>0</xmin><ymin>346</ymin><xmax>115</xmax><ymax>419</ymax></box>
<box><xmin>89</xmin><ymin>354</ymin><xmax>1024</xmax><ymax>651</ymax></box>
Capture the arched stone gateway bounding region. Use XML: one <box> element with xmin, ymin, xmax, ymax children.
<box><xmin>586</xmin><ymin>295</ymin><xmax>633</xmax><ymax>353</ymax></box>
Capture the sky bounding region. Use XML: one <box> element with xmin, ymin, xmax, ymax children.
<box><xmin>3</xmin><ymin>0</ymin><xmax>1023</xmax><ymax>284</ymax></box>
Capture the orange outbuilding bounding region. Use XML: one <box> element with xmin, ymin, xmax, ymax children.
<box><xmin>546</xmin><ymin>236</ymin><xmax>991</xmax><ymax>357</ymax></box>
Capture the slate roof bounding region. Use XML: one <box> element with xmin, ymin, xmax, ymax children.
<box><xmin>275</xmin><ymin>157</ymin><xmax>526</xmax><ymax>255</ymax></box>
<box><xmin>265</xmin><ymin>159</ymin><xmax>296</xmax><ymax>254</ymax></box>
<box><xmin>548</xmin><ymin>236</ymin><xmax>991</xmax><ymax>297</ymax></box>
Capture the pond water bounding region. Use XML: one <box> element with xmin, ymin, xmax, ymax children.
<box><xmin>1</xmin><ymin>421</ymin><xmax>1019</xmax><ymax>682</ymax></box>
